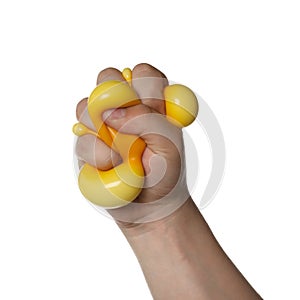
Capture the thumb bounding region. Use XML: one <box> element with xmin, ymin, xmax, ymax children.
<box><xmin>102</xmin><ymin>104</ymin><xmax>184</xmax><ymax>156</ymax></box>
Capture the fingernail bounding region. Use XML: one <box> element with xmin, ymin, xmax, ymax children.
<box><xmin>103</xmin><ymin>108</ymin><xmax>126</xmax><ymax>120</ymax></box>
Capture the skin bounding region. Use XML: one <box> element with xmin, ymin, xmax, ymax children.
<box><xmin>75</xmin><ymin>63</ymin><xmax>262</xmax><ymax>299</ymax></box>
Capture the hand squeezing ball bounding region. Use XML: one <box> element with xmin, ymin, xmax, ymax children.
<box><xmin>73</xmin><ymin>68</ymin><xmax>198</xmax><ymax>208</ymax></box>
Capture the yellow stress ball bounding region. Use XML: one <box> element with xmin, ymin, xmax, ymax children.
<box><xmin>73</xmin><ymin>68</ymin><xmax>198</xmax><ymax>208</ymax></box>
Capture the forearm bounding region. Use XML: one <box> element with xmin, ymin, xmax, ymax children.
<box><xmin>119</xmin><ymin>198</ymin><xmax>262</xmax><ymax>300</ymax></box>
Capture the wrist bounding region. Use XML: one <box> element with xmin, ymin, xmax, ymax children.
<box><xmin>117</xmin><ymin>196</ymin><xmax>197</xmax><ymax>238</ymax></box>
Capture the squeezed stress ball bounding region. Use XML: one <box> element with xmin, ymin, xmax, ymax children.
<box><xmin>73</xmin><ymin>68</ymin><xmax>198</xmax><ymax>208</ymax></box>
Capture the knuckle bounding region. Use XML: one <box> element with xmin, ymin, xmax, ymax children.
<box><xmin>97</xmin><ymin>67</ymin><xmax>120</xmax><ymax>82</ymax></box>
<box><xmin>76</xmin><ymin>97</ymin><xmax>88</xmax><ymax>120</ymax></box>
<box><xmin>96</xmin><ymin>152</ymin><xmax>112</xmax><ymax>170</ymax></box>
<box><xmin>129</xmin><ymin>104</ymin><xmax>152</xmax><ymax>116</ymax></box>
<box><xmin>133</xmin><ymin>63</ymin><xmax>154</xmax><ymax>73</ymax></box>
<box><xmin>133</xmin><ymin>63</ymin><xmax>166</xmax><ymax>79</ymax></box>
<box><xmin>75</xmin><ymin>135</ymin><xmax>89</xmax><ymax>159</ymax></box>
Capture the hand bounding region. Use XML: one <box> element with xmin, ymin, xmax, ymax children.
<box><xmin>75</xmin><ymin>63</ymin><xmax>190</xmax><ymax>224</ymax></box>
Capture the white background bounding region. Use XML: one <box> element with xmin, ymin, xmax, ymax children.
<box><xmin>0</xmin><ymin>0</ymin><xmax>299</xmax><ymax>299</ymax></box>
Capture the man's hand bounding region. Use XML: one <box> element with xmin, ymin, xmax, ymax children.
<box><xmin>75</xmin><ymin>63</ymin><xmax>190</xmax><ymax>224</ymax></box>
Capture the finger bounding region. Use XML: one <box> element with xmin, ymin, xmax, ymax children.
<box><xmin>76</xmin><ymin>97</ymin><xmax>87</xmax><ymax>120</ymax></box>
<box><xmin>103</xmin><ymin>104</ymin><xmax>183</xmax><ymax>156</ymax></box>
<box><xmin>132</xmin><ymin>63</ymin><xmax>168</xmax><ymax>114</ymax></box>
<box><xmin>76</xmin><ymin>68</ymin><xmax>126</xmax><ymax>129</ymax></box>
<box><xmin>96</xmin><ymin>67</ymin><xmax>125</xmax><ymax>85</ymax></box>
<box><xmin>76</xmin><ymin>97</ymin><xmax>95</xmax><ymax>130</ymax></box>
<box><xmin>75</xmin><ymin>134</ymin><xmax>121</xmax><ymax>171</ymax></box>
